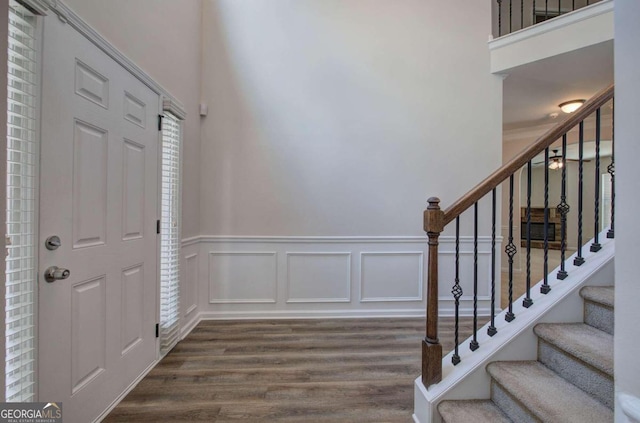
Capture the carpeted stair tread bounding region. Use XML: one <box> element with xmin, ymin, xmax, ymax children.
<box><xmin>487</xmin><ymin>361</ymin><xmax>613</xmax><ymax>423</ymax></box>
<box><xmin>534</xmin><ymin>323</ymin><xmax>613</xmax><ymax>376</ymax></box>
<box><xmin>580</xmin><ymin>286</ymin><xmax>614</xmax><ymax>308</ymax></box>
<box><xmin>438</xmin><ymin>399</ymin><xmax>512</xmax><ymax>423</ymax></box>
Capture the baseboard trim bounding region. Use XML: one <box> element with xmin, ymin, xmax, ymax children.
<box><xmin>180</xmin><ymin>312</ymin><xmax>202</xmax><ymax>340</ymax></box>
<box><xmin>198</xmin><ymin>310</ymin><xmax>427</xmax><ymax>320</ymax></box>
<box><xmin>94</xmin><ymin>359</ymin><xmax>157</xmax><ymax>423</ymax></box>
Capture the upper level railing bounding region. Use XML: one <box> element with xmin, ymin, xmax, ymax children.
<box><xmin>421</xmin><ymin>84</ymin><xmax>614</xmax><ymax>388</ymax></box>
<box><xmin>494</xmin><ymin>0</ymin><xmax>605</xmax><ymax>37</ymax></box>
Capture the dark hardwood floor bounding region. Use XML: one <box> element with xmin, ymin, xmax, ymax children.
<box><xmin>104</xmin><ymin>317</ymin><xmax>484</xmax><ymax>422</ymax></box>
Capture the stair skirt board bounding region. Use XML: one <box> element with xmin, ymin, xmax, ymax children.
<box><xmin>413</xmin><ymin>234</ymin><xmax>614</xmax><ymax>423</ymax></box>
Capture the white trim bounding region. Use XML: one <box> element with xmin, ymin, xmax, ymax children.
<box><xmin>93</xmin><ymin>359</ymin><xmax>157</xmax><ymax>423</ymax></box>
<box><xmin>18</xmin><ymin>0</ymin><xmax>50</xmax><ymax>15</ymax></box>
<box><xmin>359</xmin><ymin>251</ymin><xmax>424</xmax><ymax>302</ymax></box>
<box><xmin>207</xmin><ymin>251</ymin><xmax>278</xmax><ymax>304</ymax></box>
<box><xmin>185</xmin><ymin>235</ymin><xmax>498</xmax><ymax>245</ymax></box>
<box><xmin>179</xmin><ymin>312</ymin><xmax>201</xmax><ymax>341</ymax></box>
<box><xmin>197</xmin><ymin>235</ymin><xmax>428</xmax><ymax>244</ymax></box>
<box><xmin>619</xmin><ymin>393</ymin><xmax>640</xmax><ymax>423</ymax></box>
<box><xmin>162</xmin><ymin>97</ymin><xmax>186</xmax><ymax>120</ymax></box>
<box><xmin>46</xmin><ymin>0</ymin><xmax>185</xmax><ymax>111</ymax></box>
<box><xmin>285</xmin><ymin>252</ymin><xmax>352</xmax><ymax>303</ymax></box>
<box><xmin>198</xmin><ymin>309</ymin><xmax>426</xmax><ymax>320</ymax></box>
<box><xmin>489</xmin><ymin>0</ymin><xmax>614</xmax><ymax>50</ymax></box>
<box><xmin>181</xmin><ymin>236</ymin><xmax>200</xmax><ymax>247</ymax></box>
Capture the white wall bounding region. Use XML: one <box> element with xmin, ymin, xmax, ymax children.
<box><xmin>62</xmin><ymin>0</ymin><xmax>203</xmax><ymax>240</ymax></box>
<box><xmin>614</xmin><ymin>0</ymin><xmax>640</xmax><ymax>421</ymax></box>
<box><xmin>194</xmin><ymin>0</ymin><xmax>502</xmax><ymax>318</ymax></box>
<box><xmin>200</xmin><ymin>0</ymin><xmax>502</xmax><ymax>237</ymax></box>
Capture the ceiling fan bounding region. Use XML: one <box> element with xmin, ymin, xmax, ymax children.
<box><xmin>533</xmin><ymin>149</ymin><xmax>589</xmax><ymax>169</ymax></box>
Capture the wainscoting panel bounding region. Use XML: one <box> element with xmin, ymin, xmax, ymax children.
<box><xmin>184</xmin><ymin>236</ymin><xmax>500</xmax><ymax>320</ymax></box>
<box><xmin>286</xmin><ymin>253</ymin><xmax>351</xmax><ymax>303</ymax></box>
<box><xmin>180</xmin><ymin>242</ymin><xmax>200</xmax><ymax>339</ymax></box>
<box><xmin>360</xmin><ymin>252</ymin><xmax>423</xmax><ymax>302</ymax></box>
<box><xmin>208</xmin><ymin>252</ymin><xmax>278</xmax><ymax>304</ymax></box>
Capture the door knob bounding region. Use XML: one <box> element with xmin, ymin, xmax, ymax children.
<box><xmin>44</xmin><ymin>266</ymin><xmax>70</xmax><ymax>283</ymax></box>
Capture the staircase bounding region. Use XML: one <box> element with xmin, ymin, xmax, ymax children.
<box><xmin>438</xmin><ymin>286</ymin><xmax>614</xmax><ymax>422</ymax></box>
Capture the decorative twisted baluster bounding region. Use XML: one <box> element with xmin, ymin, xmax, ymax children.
<box><xmin>591</xmin><ymin>108</ymin><xmax>602</xmax><ymax>252</ymax></box>
<box><xmin>505</xmin><ymin>175</ymin><xmax>516</xmax><ymax>322</ymax></box>
<box><xmin>523</xmin><ymin>161</ymin><xmax>533</xmax><ymax>308</ymax></box>
<box><xmin>452</xmin><ymin>217</ymin><xmax>462</xmax><ymax>365</ymax></box>
<box><xmin>557</xmin><ymin>134</ymin><xmax>570</xmax><ymax>280</ymax></box>
<box><xmin>470</xmin><ymin>202</ymin><xmax>480</xmax><ymax>351</ymax></box>
<box><xmin>488</xmin><ymin>189</ymin><xmax>497</xmax><ymax>336</ymax></box>
<box><xmin>608</xmin><ymin>100</ymin><xmax>615</xmax><ymax>239</ymax></box>
<box><xmin>509</xmin><ymin>0</ymin><xmax>513</xmax><ymax>33</ymax></box>
<box><xmin>541</xmin><ymin>148</ymin><xmax>551</xmax><ymax>294</ymax></box>
<box><xmin>497</xmin><ymin>0</ymin><xmax>503</xmax><ymax>37</ymax></box>
<box><xmin>574</xmin><ymin>121</ymin><xmax>586</xmax><ymax>266</ymax></box>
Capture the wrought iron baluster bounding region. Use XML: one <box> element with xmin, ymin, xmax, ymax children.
<box><xmin>521</xmin><ymin>0</ymin><xmax>524</xmax><ymax>30</ymax></box>
<box><xmin>498</xmin><ymin>0</ymin><xmax>503</xmax><ymax>37</ymax></box>
<box><xmin>488</xmin><ymin>189</ymin><xmax>497</xmax><ymax>336</ymax></box>
<box><xmin>572</xmin><ymin>0</ymin><xmax>575</xmax><ymax>11</ymax></box>
<box><xmin>452</xmin><ymin>217</ymin><xmax>462</xmax><ymax>365</ymax></box>
<box><xmin>505</xmin><ymin>175</ymin><xmax>516</xmax><ymax>322</ymax></box>
<box><xmin>470</xmin><ymin>202</ymin><xmax>480</xmax><ymax>351</ymax></box>
<box><xmin>608</xmin><ymin>100</ymin><xmax>615</xmax><ymax>239</ymax></box>
<box><xmin>574</xmin><ymin>121</ymin><xmax>586</xmax><ymax>266</ymax></box>
<box><xmin>510</xmin><ymin>0</ymin><xmax>513</xmax><ymax>33</ymax></box>
<box><xmin>557</xmin><ymin>134</ymin><xmax>570</xmax><ymax>280</ymax></box>
<box><xmin>591</xmin><ymin>108</ymin><xmax>602</xmax><ymax>252</ymax></box>
<box><xmin>533</xmin><ymin>0</ymin><xmax>537</xmax><ymax>26</ymax></box>
<box><xmin>545</xmin><ymin>0</ymin><xmax>548</xmax><ymax>19</ymax></box>
<box><xmin>524</xmin><ymin>161</ymin><xmax>533</xmax><ymax>308</ymax></box>
<box><xmin>558</xmin><ymin>0</ymin><xmax>561</xmax><ymax>17</ymax></box>
<box><xmin>541</xmin><ymin>148</ymin><xmax>551</xmax><ymax>294</ymax></box>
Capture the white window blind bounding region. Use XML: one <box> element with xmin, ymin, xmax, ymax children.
<box><xmin>159</xmin><ymin>112</ymin><xmax>181</xmax><ymax>355</ymax></box>
<box><xmin>5</xmin><ymin>0</ymin><xmax>39</xmax><ymax>402</ymax></box>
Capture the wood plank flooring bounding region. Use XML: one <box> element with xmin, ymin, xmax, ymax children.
<box><xmin>104</xmin><ymin>317</ymin><xmax>486</xmax><ymax>422</ymax></box>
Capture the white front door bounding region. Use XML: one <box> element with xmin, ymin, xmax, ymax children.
<box><xmin>37</xmin><ymin>16</ymin><xmax>159</xmax><ymax>422</ymax></box>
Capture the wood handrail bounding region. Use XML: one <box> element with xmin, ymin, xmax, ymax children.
<box><xmin>442</xmin><ymin>84</ymin><xmax>614</xmax><ymax>227</ymax></box>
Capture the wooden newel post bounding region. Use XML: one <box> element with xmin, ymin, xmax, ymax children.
<box><xmin>422</xmin><ymin>197</ymin><xmax>444</xmax><ymax>388</ymax></box>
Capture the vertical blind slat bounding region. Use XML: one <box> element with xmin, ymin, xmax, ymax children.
<box><xmin>5</xmin><ymin>0</ymin><xmax>38</xmax><ymax>403</ymax></box>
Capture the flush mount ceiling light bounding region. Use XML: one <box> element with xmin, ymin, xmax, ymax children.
<box><xmin>559</xmin><ymin>99</ymin><xmax>586</xmax><ymax>114</ymax></box>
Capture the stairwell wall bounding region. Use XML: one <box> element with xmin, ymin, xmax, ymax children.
<box><xmin>196</xmin><ymin>0</ymin><xmax>503</xmax><ymax>318</ymax></box>
<box><xmin>614</xmin><ymin>0</ymin><xmax>640</xmax><ymax>421</ymax></box>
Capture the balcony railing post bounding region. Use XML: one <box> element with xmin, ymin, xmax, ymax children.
<box><xmin>422</xmin><ymin>197</ymin><xmax>444</xmax><ymax>388</ymax></box>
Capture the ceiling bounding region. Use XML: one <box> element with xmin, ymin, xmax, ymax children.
<box><xmin>502</xmin><ymin>40</ymin><xmax>614</xmax><ymax>129</ymax></box>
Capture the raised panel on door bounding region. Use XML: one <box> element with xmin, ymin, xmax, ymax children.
<box><xmin>121</xmin><ymin>264</ymin><xmax>144</xmax><ymax>355</ymax></box>
<box><xmin>122</xmin><ymin>139</ymin><xmax>145</xmax><ymax>241</ymax></box>
<box><xmin>72</xmin><ymin>119</ymin><xmax>108</xmax><ymax>249</ymax></box>
<box><xmin>71</xmin><ymin>276</ymin><xmax>107</xmax><ymax>394</ymax></box>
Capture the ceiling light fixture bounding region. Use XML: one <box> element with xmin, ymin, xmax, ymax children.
<box><xmin>559</xmin><ymin>99</ymin><xmax>586</xmax><ymax>114</ymax></box>
<box><xmin>548</xmin><ymin>149</ymin><xmax>563</xmax><ymax>170</ymax></box>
